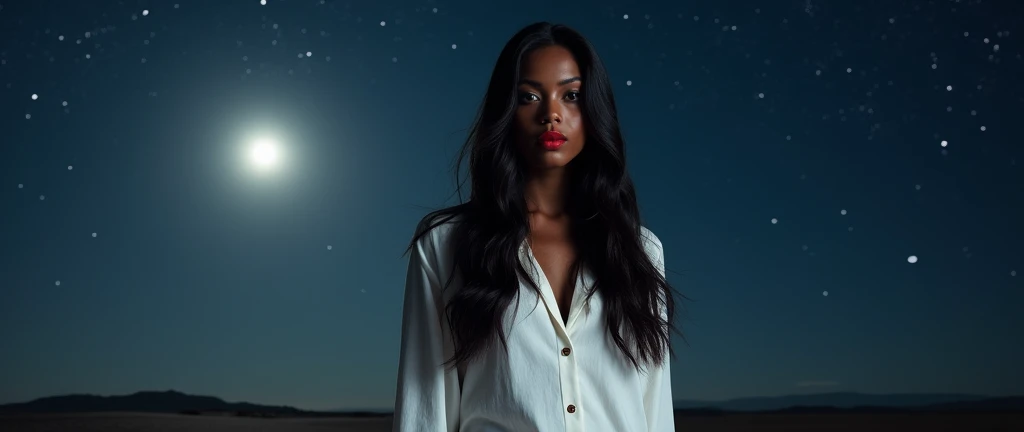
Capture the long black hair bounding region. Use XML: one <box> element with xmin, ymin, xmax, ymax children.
<box><xmin>408</xmin><ymin>22</ymin><xmax>683</xmax><ymax>373</ymax></box>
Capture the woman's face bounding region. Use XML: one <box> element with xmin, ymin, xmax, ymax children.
<box><xmin>514</xmin><ymin>45</ymin><xmax>586</xmax><ymax>171</ymax></box>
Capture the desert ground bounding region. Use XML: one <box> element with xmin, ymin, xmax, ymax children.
<box><xmin>0</xmin><ymin>411</ymin><xmax>1022</xmax><ymax>431</ymax></box>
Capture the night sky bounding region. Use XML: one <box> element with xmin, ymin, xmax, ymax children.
<box><xmin>2</xmin><ymin>0</ymin><xmax>1022</xmax><ymax>412</ymax></box>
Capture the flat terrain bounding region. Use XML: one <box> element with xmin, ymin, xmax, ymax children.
<box><xmin>0</xmin><ymin>411</ymin><xmax>1021</xmax><ymax>431</ymax></box>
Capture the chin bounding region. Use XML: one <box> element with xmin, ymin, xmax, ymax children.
<box><xmin>538</xmin><ymin>154</ymin><xmax>575</xmax><ymax>169</ymax></box>
<box><xmin>519</xmin><ymin>141</ymin><xmax>584</xmax><ymax>171</ymax></box>
<box><xmin>521</xmin><ymin>149</ymin><xmax>576</xmax><ymax>170</ymax></box>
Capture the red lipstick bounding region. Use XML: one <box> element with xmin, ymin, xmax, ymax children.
<box><xmin>539</xmin><ymin>131</ymin><xmax>567</xmax><ymax>150</ymax></box>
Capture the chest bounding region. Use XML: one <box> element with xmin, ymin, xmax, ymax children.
<box><xmin>528</xmin><ymin>233</ymin><xmax>578</xmax><ymax>324</ymax></box>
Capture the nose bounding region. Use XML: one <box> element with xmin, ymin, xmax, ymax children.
<box><xmin>540</xmin><ymin>111</ymin><xmax>562</xmax><ymax>126</ymax></box>
<box><xmin>539</xmin><ymin>97</ymin><xmax>563</xmax><ymax>127</ymax></box>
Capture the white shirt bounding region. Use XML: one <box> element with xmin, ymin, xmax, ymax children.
<box><xmin>393</xmin><ymin>218</ymin><xmax>675</xmax><ymax>432</ymax></box>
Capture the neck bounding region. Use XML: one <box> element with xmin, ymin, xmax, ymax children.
<box><xmin>523</xmin><ymin>167</ymin><xmax>570</xmax><ymax>217</ymax></box>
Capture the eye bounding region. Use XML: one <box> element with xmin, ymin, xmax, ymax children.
<box><xmin>518</xmin><ymin>92</ymin><xmax>539</xmax><ymax>103</ymax></box>
<box><xmin>565</xmin><ymin>90</ymin><xmax>581</xmax><ymax>102</ymax></box>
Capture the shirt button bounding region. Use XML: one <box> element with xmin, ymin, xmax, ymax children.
<box><xmin>561</xmin><ymin>347</ymin><xmax>571</xmax><ymax>356</ymax></box>
<box><xmin>567</xmin><ymin>404</ymin><xmax>576</xmax><ymax>413</ymax></box>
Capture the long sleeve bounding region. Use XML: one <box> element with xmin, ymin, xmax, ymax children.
<box><xmin>642</xmin><ymin>356</ymin><xmax>674</xmax><ymax>431</ymax></box>
<box><xmin>641</xmin><ymin>230</ymin><xmax>676</xmax><ymax>432</ymax></box>
<box><xmin>393</xmin><ymin>231</ymin><xmax>461</xmax><ymax>432</ymax></box>
<box><xmin>640</xmin><ymin>325</ymin><xmax>675</xmax><ymax>431</ymax></box>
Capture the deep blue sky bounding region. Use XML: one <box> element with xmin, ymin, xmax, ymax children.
<box><xmin>1</xmin><ymin>0</ymin><xmax>1021</xmax><ymax>411</ymax></box>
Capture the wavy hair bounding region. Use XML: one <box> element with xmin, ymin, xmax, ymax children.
<box><xmin>408</xmin><ymin>22</ymin><xmax>683</xmax><ymax>373</ymax></box>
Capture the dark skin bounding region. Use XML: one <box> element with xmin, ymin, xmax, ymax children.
<box><xmin>514</xmin><ymin>45</ymin><xmax>586</xmax><ymax>325</ymax></box>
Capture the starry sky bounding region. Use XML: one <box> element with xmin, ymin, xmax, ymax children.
<box><xmin>1</xmin><ymin>0</ymin><xmax>1022</xmax><ymax>412</ymax></box>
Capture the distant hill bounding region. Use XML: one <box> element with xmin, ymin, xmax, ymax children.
<box><xmin>1</xmin><ymin>390</ymin><xmax>1020</xmax><ymax>417</ymax></box>
<box><xmin>0</xmin><ymin>390</ymin><xmax>352</xmax><ymax>417</ymax></box>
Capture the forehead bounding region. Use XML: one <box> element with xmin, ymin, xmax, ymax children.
<box><xmin>520</xmin><ymin>45</ymin><xmax>581</xmax><ymax>81</ymax></box>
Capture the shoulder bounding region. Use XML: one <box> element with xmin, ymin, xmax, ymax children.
<box><xmin>410</xmin><ymin>208</ymin><xmax>464</xmax><ymax>257</ymax></box>
<box><xmin>639</xmin><ymin>225</ymin><xmax>664</xmax><ymax>256</ymax></box>
<box><xmin>639</xmin><ymin>226</ymin><xmax>666</xmax><ymax>275</ymax></box>
<box><xmin>408</xmin><ymin>210</ymin><xmax>465</xmax><ymax>287</ymax></box>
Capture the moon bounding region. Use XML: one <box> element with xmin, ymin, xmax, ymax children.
<box><xmin>247</xmin><ymin>137</ymin><xmax>282</xmax><ymax>172</ymax></box>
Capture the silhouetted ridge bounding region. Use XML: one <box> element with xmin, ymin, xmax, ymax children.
<box><xmin>0</xmin><ymin>390</ymin><xmax>307</xmax><ymax>415</ymax></box>
<box><xmin>2</xmin><ymin>390</ymin><xmax>1020</xmax><ymax>416</ymax></box>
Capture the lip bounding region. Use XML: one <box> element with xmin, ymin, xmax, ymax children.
<box><xmin>538</xmin><ymin>131</ymin><xmax>568</xmax><ymax>150</ymax></box>
<box><xmin>539</xmin><ymin>131</ymin><xmax>568</xmax><ymax>141</ymax></box>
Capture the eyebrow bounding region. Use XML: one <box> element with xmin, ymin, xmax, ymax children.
<box><xmin>518</xmin><ymin>76</ymin><xmax>582</xmax><ymax>88</ymax></box>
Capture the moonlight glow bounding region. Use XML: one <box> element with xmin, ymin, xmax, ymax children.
<box><xmin>247</xmin><ymin>137</ymin><xmax>282</xmax><ymax>172</ymax></box>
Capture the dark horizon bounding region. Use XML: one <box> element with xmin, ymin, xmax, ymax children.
<box><xmin>3</xmin><ymin>388</ymin><xmax>1020</xmax><ymax>415</ymax></box>
<box><xmin>2</xmin><ymin>0</ymin><xmax>1021</xmax><ymax>412</ymax></box>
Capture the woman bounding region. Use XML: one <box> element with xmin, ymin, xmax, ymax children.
<box><xmin>393</xmin><ymin>21</ymin><xmax>682</xmax><ymax>432</ymax></box>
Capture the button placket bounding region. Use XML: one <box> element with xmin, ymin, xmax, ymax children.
<box><xmin>558</xmin><ymin>336</ymin><xmax>582</xmax><ymax>430</ymax></box>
